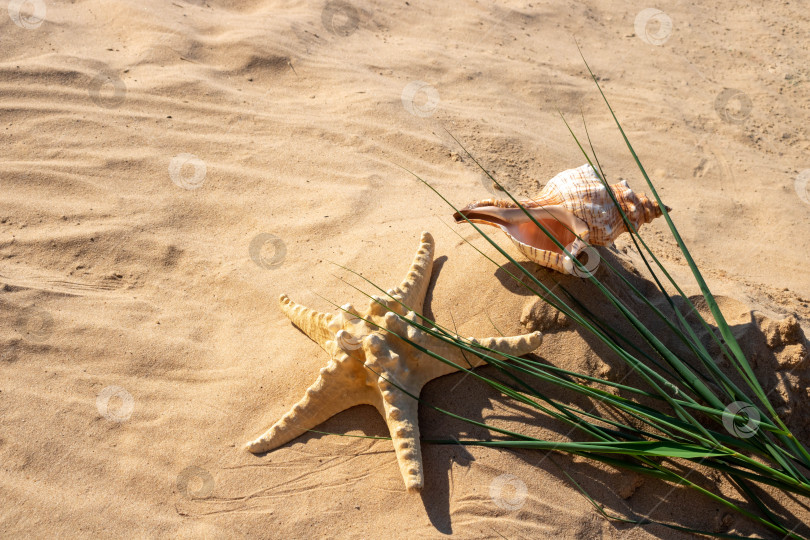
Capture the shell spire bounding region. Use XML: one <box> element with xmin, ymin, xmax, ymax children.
<box><xmin>603</xmin><ymin>179</ymin><xmax>669</xmax><ymax>240</ymax></box>
<box><xmin>631</xmin><ymin>190</ymin><xmax>668</xmax><ymax>225</ymax></box>
<box><xmin>454</xmin><ymin>164</ymin><xmax>670</xmax><ymax>275</ymax></box>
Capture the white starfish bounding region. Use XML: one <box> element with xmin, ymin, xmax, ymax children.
<box><xmin>245</xmin><ymin>232</ymin><xmax>543</xmax><ymax>492</ymax></box>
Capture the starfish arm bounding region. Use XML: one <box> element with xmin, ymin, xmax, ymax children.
<box><xmin>245</xmin><ymin>354</ymin><xmax>367</xmax><ymax>453</ymax></box>
<box><xmin>377</xmin><ymin>379</ymin><xmax>425</xmax><ymax>493</ymax></box>
<box><xmin>278</xmin><ymin>294</ymin><xmax>334</xmax><ymax>350</ymax></box>
<box><xmin>420</xmin><ymin>330</ymin><xmax>544</xmax><ymax>381</ymax></box>
<box><xmin>388</xmin><ymin>232</ymin><xmax>434</xmax><ymax>314</ymax></box>
<box><xmin>471</xmin><ymin>331</ymin><xmax>544</xmax><ymax>362</ymax></box>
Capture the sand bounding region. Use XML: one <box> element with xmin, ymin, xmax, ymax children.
<box><xmin>1</xmin><ymin>0</ymin><xmax>809</xmax><ymax>537</ymax></box>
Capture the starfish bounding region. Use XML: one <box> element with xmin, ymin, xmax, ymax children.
<box><xmin>245</xmin><ymin>232</ymin><xmax>543</xmax><ymax>492</ymax></box>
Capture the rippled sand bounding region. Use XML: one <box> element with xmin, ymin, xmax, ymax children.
<box><xmin>1</xmin><ymin>1</ymin><xmax>809</xmax><ymax>537</ymax></box>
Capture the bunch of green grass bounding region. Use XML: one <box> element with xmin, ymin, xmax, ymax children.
<box><xmin>327</xmin><ymin>57</ymin><xmax>808</xmax><ymax>536</ymax></box>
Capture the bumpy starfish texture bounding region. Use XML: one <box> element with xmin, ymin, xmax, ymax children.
<box><xmin>245</xmin><ymin>232</ymin><xmax>543</xmax><ymax>492</ymax></box>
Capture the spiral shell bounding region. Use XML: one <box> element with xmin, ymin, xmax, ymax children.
<box><xmin>453</xmin><ymin>164</ymin><xmax>668</xmax><ymax>275</ymax></box>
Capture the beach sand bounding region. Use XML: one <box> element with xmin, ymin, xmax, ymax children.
<box><xmin>1</xmin><ymin>0</ymin><xmax>809</xmax><ymax>537</ymax></box>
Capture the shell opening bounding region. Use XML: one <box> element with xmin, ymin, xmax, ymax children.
<box><xmin>454</xmin><ymin>205</ymin><xmax>588</xmax><ymax>256</ymax></box>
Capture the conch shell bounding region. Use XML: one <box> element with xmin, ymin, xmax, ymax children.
<box><xmin>453</xmin><ymin>164</ymin><xmax>669</xmax><ymax>275</ymax></box>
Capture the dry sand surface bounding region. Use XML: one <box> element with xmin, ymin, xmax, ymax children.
<box><xmin>2</xmin><ymin>0</ymin><xmax>810</xmax><ymax>537</ymax></box>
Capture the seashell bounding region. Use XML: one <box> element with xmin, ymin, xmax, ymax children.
<box><xmin>453</xmin><ymin>164</ymin><xmax>670</xmax><ymax>275</ymax></box>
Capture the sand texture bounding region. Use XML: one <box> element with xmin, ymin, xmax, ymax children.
<box><xmin>1</xmin><ymin>0</ymin><xmax>809</xmax><ymax>537</ymax></box>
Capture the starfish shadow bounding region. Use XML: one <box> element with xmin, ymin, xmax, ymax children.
<box><xmin>415</xmin><ymin>359</ymin><xmax>594</xmax><ymax>533</ymax></box>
